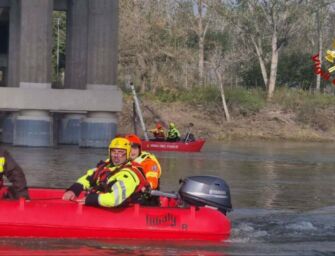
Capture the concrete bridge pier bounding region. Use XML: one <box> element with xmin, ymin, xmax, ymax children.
<box><xmin>58</xmin><ymin>113</ymin><xmax>85</xmax><ymax>145</ymax></box>
<box><xmin>2</xmin><ymin>113</ymin><xmax>16</xmax><ymax>144</ymax></box>
<box><xmin>0</xmin><ymin>0</ymin><xmax>121</xmax><ymax>148</ymax></box>
<box><xmin>79</xmin><ymin>112</ymin><xmax>118</xmax><ymax>148</ymax></box>
<box><xmin>13</xmin><ymin>110</ymin><xmax>53</xmax><ymax>147</ymax></box>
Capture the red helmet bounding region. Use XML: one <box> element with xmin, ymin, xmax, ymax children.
<box><xmin>125</xmin><ymin>134</ymin><xmax>142</xmax><ymax>147</ymax></box>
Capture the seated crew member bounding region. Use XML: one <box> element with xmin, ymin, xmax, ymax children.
<box><xmin>125</xmin><ymin>134</ymin><xmax>162</xmax><ymax>205</ymax></box>
<box><xmin>149</xmin><ymin>123</ymin><xmax>166</xmax><ymax>141</ymax></box>
<box><xmin>166</xmin><ymin>122</ymin><xmax>181</xmax><ymax>142</ymax></box>
<box><xmin>125</xmin><ymin>134</ymin><xmax>161</xmax><ymax>190</ymax></box>
<box><xmin>62</xmin><ymin>137</ymin><xmax>149</xmax><ymax>207</ymax></box>
<box><xmin>0</xmin><ymin>148</ymin><xmax>30</xmax><ymax>200</ymax></box>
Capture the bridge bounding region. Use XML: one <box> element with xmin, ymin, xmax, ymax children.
<box><xmin>0</xmin><ymin>0</ymin><xmax>121</xmax><ymax>147</ymax></box>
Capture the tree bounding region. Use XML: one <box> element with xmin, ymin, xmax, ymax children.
<box><xmin>227</xmin><ymin>0</ymin><xmax>304</xmax><ymax>100</ymax></box>
<box><xmin>173</xmin><ymin>0</ymin><xmax>214</xmax><ymax>87</ymax></box>
<box><xmin>52</xmin><ymin>11</ymin><xmax>66</xmax><ymax>86</ymax></box>
<box><xmin>308</xmin><ymin>0</ymin><xmax>334</xmax><ymax>92</ymax></box>
<box><xmin>194</xmin><ymin>0</ymin><xmax>209</xmax><ymax>86</ymax></box>
<box><xmin>210</xmin><ymin>47</ymin><xmax>231</xmax><ymax>122</ymax></box>
<box><xmin>119</xmin><ymin>0</ymin><xmax>193</xmax><ymax>92</ymax></box>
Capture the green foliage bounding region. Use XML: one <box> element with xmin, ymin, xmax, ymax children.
<box><xmin>225</xmin><ymin>87</ymin><xmax>266</xmax><ymax>115</ymax></box>
<box><xmin>150</xmin><ymin>86</ymin><xmax>266</xmax><ymax>116</ymax></box>
<box><xmin>272</xmin><ymin>87</ymin><xmax>335</xmax><ymax>110</ymax></box>
<box><xmin>153</xmin><ymin>86</ymin><xmax>181</xmax><ymax>103</ymax></box>
<box><xmin>276</xmin><ymin>52</ymin><xmax>314</xmax><ymax>89</ymax></box>
<box><xmin>179</xmin><ymin>86</ymin><xmax>222</xmax><ymax>104</ymax></box>
<box><xmin>142</xmin><ymin>84</ymin><xmax>335</xmax><ymax>131</ymax></box>
<box><xmin>148</xmin><ymin>86</ymin><xmax>221</xmax><ymax>104</ymax></box>
<box><xmin>185</xmin><ymin>31</ymin><xmax>198</xmax><ymax>49</ymax></box>
<box><xmin>239</xmin><ymin>57</ymin><xmax>265</xmax><ymax>88</ymax></box>
<box><xmin>51</xmin><ymin>11</ymin><xmax>66</xmax><ymax>84</ymax></box>
<box><xmin>238</xmin><ymin>51</ymin><xmax>315</xmax><ymax>90</ymax></box>
<box><xmin>272</xmin><ymin>87</ymin><xmax>335</xmax><ymax>130</ymax></box>
<box><xmin>205</xmin><ymin>30</ymin><xmax>231</xmax><ymax>53</ymax></box>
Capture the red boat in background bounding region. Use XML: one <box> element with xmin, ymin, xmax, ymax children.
<box><xmin>0</xmin><ymin>175</ymin><xmax>231</xmax><ymax>241</ymax></box>
<box><xmin>142</xmin><ymin>139</ymin><xmax>206</xmax><ymax>152</ymax></box>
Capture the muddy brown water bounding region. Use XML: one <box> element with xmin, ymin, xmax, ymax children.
<box><xmin>0</xmin><ymin>141</ymin><xmax>334</xmax><ymax>255</ymax></box>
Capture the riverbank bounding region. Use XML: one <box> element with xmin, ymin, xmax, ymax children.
<box><xmin>118</xmin><ymin>93</ymin><xmax>335</xmax><ymax>142</ymax></box>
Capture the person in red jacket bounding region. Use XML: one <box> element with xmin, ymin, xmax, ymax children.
<box><xmin>0</xmin><ymin>148</ymin><xmax>30</xmax><ymax>200</ymax></box>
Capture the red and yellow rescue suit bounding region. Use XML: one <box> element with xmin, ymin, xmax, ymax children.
<box><xmin>102</xmin><ymin>151</ymin><xmax>161</xmax><ymax>190</ymax></box>
<box><xmin>66</xmin><ymin>161</ymin><xmax>148</xmax><ymax>207</ymax></box>
<box><xmin>133</xmin><ymin>151</ymin><xmax>161</xmax><ymax>190</ymax></box>
<box><xmin>149</xmin><ymin>128</ymin><xmax>165</xmax><ymax>141</ymax></box>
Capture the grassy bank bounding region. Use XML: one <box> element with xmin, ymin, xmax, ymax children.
<box><xmin>119</xmin><ymin>86</ymin><xmax>335</xmax><ymax>142</ymax></box>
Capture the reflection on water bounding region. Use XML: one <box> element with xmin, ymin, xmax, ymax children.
<box><xmin>0</xmin><ymin>238</ymin><xmax>229</xmax><ymax>256</ymax></box>
<box><xmin>1</xmin><ymin>140</ymin><xmax>335</xmax><ymax>255</ymax></box>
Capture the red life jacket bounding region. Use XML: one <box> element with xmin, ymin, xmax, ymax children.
<box><xmin>92</xmin><ymin>161</ymin><xmax>149</xmax><ymax>194</ymax></box>
<box><xmin>130</xmin><ymin>161</ymin><xmax>150</xmax><ymax>193</ymax></box>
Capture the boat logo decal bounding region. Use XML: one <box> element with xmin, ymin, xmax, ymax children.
<box><xmin>146</xmin><ymin>213</ymin><xmax>177</xmax><ymax>227</ymax></box>
<box><xmin>148</xmin><ymin>144</ymin><xmax>179</xmax><ymax>149</ymax></box>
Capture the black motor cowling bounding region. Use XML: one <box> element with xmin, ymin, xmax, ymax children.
<box><xmin>178</xmin><ymin>176</ymin><xmax>232</xmax><ymax>214</ymax></box>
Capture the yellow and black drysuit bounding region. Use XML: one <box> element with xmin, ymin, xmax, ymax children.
<box><xmin>166</xmin><ymin>123</ymin><xmax>181</xmax><ymax>142</ymax></box>
<box><xmin>66</xmin><ymin>161</ymin><xmax>148</xmax><ymax>207</ymax></box>
<box><xmin>0</xmin><ymin>148</ymin><xmax>29</xmax><ymax>199</ymax></box>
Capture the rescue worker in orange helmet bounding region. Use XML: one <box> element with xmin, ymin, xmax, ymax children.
<box><xmin>62</xmin><ymin>137</ymin><xmax>149</xmax><ymax>207</ymax></box>
<box><xmin>125</xmin><ymin>134</ymin><xmax>162</xmax><ymax>191</ymax></box>
<box><xmin>149</xmin><ymin>123</ymin><xmax>166</xmax><ymax>141</ymax></box>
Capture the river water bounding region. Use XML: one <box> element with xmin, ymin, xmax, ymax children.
<box><xmin>0</xmin><ymin>141</ymin><xmax>334</xmax><ymax>255</ymax></box>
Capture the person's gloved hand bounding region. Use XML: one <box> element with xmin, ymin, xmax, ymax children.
<box><xmin>62</xmin><ymin>190</ymin><xmax>76</xmax><ymax>201</ymax></box>
<box><xmin>141</xmin><ymin>185</ymin><xmax>152</xmax><ymax>198</ymax></box>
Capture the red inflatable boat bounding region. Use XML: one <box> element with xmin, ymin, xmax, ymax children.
<box><xmin>142</xmin><ymin>139</ymin><xmax>206</xmax><ymax>152</ymax></box>
<box><xmin>0</xmin><ymin>177</ymin><xmax>231</xmax><ymax>241</ymax></box>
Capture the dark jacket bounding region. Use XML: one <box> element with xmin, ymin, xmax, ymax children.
<box><xmin>0</xmin><ymin>148</ymin><xmax>30</xmax><ymax>199</ymax></box>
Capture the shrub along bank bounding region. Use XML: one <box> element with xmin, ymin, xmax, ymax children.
<box><xmin>119</xmin><ymin>86</ymin><xmax>335</xmax><ymax>142</ymax></box>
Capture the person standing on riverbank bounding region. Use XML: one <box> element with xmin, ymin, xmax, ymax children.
<box><xmin>0</xmin><ymin>148</ymin><xmax>30</xmax><ymax>200</ymax></box>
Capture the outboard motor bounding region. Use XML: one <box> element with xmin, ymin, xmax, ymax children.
<box><xmin>178</xmin><ymin>176</ymin><xmax>232</xmax><ymax>214</ymax></box>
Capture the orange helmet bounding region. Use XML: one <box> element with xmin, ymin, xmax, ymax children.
<box><xmin>156</xmin><ymin>123</ymin><xmax>162</xmax><ymax>129</ymax></box>
<box><xmin>125</xmin><ymin>134</ymin><xmax>142</xmax><ymax>147</ymax></box>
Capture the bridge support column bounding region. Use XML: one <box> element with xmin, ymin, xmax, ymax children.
<box><xmin>13</xmin><ymin>110</ymin><xmax>53</xmax><ymax>147</ymax></box>
<box><xmin>59</xmin><ymin>113</ymin><xmax>85</xmax><ymax>145</ymax></box>
<box><xmin>19</xmin><ymin>0</ymin><xmax>53</xmax><ymax>85</ymax></box>
<box><xmin>8</xmin><ymin>0</ymin><xmax>20</xmax><ymax>87</ymax></box>
<box><xmin>1</xmin><ymin>113</ymin><xmax>16</xmax><ymax>144</ymax></box>
<box><xmin>79</xmin><ymin>112</ymin><xmax>117</xmax><ymax>148</ymax></box>
<box><xmin>65</xmin><ymin>0</ymin><xmax>88</xmax><ymax>89</ymax></box>
<box><xmin>87</xmin><ymin>0</ymin><xmax>118</xmax><ymax>85</ymax></box>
